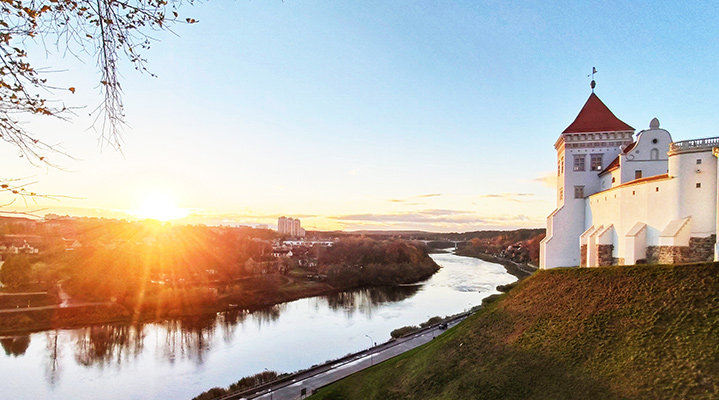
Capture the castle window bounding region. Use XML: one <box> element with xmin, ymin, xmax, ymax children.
<box><xmin>635</xmin><ymin>170</ymin><xmax>642</xmax><ymax>179</ymax></box>
<box><xmin>650</xmin><ymin>148</ymin><xmax>659</xmax><ymax>160</ymax></box>
<box><xmin>573</xmin><ymin>155</ymin><xmax>586</xmax><ymax>171</ymax></box>
<box><xmin>655</xmin><ymin>187</ymin><xmax>659</xmax><ymax>192</ymax></box>
<box><xmin>612</xmin><ymin>177</ymin><xmax>616</xmax><ymax>183</ymax></box>
<box><xmin>696</xmin><ymin>183</ymin><xmax>702</xmax><ymax>188</ymax></box>
<box><xmin>590</xmin><ymin>154</ymin><xmax>603</xmax><ymax>170</ymax></box>
<box><xmin>632</xmin><ymin>190</ymin><xmax>636</xmax><ymax>195</ymax></box>
<box><xmin>697</xmin><ymin>159</ymin><xmax>702</xmax><ymax>165</ymax></box>
<box><xmin>574</xmin><ymin>186</ymin><xmax>584</xmax><ymax>199</ymax></box>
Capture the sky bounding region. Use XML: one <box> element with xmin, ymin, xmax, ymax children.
<box><xmin>2</xmin><ymin>1</ymin><xmax>719</xmax><ymax>232</ymax></box>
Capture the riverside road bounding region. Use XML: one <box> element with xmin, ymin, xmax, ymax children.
<box><xmin>220</xmin><ymin>314</ymin><xmax>467</xmax><ymax>400</ymax></box>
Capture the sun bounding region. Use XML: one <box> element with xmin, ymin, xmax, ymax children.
<box><xmin>133</xmin><ymin>193</ymin><xmax>189</xmax><ymax>222</ymax></box>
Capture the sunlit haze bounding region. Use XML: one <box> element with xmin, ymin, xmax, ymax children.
<box><xmin>1</xmin><ymin>1</ymin><xmax>716</xmax><ymax>231</ymax></box>
<box><xmin>131</xmin><ymin>193</ymin><xmax>190</xmax><ymax>222</ymax></box>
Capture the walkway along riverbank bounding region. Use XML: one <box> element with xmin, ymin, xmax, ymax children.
<box><xmin>216</xmin><ymin>312</ymin><xmax>471</xmax><ymax>400</ymax></box>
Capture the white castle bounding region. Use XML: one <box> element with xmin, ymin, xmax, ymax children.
<box><xmin>540</xmin><ymin>88</ymin><xmax>718</xmax><ymax>268</ymax></box>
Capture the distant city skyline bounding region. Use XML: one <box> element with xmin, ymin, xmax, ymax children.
<box><xmin>278</xmin><ymin>216</ymin><xmax>306</xmax><ymax>236</ymax></box>
<box><xmin>1</xmin><ymin>1</ymin><xmax>717</xmax><ymax>232</ymax></box>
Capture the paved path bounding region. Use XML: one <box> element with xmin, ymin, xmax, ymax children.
<box><xmin>221</xmin><ymin>315</ymin><xmax>467</xmax><ymax>400</ymax></box>
<box><xmin>0</xmin><ymin>283</ymin><xmax>110</xmax><ymax>314</ymax></box>
<box><xmin>0</xmin><ymin>302</ymin><xmax>111</xmax><ymax>314</ymax></box>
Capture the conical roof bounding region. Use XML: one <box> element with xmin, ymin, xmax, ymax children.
<box><xmin>563</xmin><ymin>93</ymin><xmax>634</xmax><ymax>134</ymax></box>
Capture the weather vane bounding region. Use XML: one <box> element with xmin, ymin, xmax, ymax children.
<box><xmin>588</xmin><ymin>67</ymin><xmax>597</xmax><ymax>92</ymax></box>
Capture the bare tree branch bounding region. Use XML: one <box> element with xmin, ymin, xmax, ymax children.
<box><xmin>0</xmin><ymin>0</ymin><xmax>199</xmax><ymax>163</ymax></box>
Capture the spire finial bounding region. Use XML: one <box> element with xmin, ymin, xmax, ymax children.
<box><xmin>588</xmin><ymin>67</ymin><xmax>597</xmax><ymax>92</ymax></box>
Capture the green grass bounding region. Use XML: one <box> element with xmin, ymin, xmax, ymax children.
<box><xmin>311</xmin><ymin>262</ymin><xmax>719</xmax><ymax>400</ymax></box>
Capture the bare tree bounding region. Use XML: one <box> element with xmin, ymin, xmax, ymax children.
<box><xmin>0</xmin><ymin>0</ymin><xmax>198</xmax><ymax>165</ymax></box>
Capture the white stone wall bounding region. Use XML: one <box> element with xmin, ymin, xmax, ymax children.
<box><xmin>541</xmin><ymin>132</ymin><xmax>628</xmax><ymax>269</ymax></box>
<box><xmin>585</xmin><ymin>146</ymin><xmax>717</xmax><ymax>264</ymax></box>
<box><xmin>586</xmin><ymin>176</ymin><xmax>677</xmax><ymax>261</ymax></box>
<box><xmin>670</xmin><ymin>149</ymin><xmax>717</xmax><ymax>236</ymax></box>
<box><xmin>619</xmin><ymin>122</ymin><xmax>672</xmax><ymax>184</ymax></box>
<box><xmin>541</xmin><ymin>204</ymin><xmax>586</xmax><ymax>268</ymax></box>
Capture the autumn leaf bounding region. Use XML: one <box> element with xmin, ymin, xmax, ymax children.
<box><xmin>69</xmin><ymin>87</ymin><xmax>75</xmax><ymax>93</ymax></box>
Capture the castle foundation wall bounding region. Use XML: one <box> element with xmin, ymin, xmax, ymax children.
<box><xmin>598</xmin><ymin>245</ymin><xmax>614</xmax><ymax>266</ymax></box>
<box><xmin>646</xmin><ymin>235</ymin><xmax>716</xmax><ymax>264</ymax></box>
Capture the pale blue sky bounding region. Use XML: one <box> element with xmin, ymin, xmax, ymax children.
<box><xmin>2</xmin><ymin>1</ymin><xmax>718</xmax><ymax>231</ymax></box>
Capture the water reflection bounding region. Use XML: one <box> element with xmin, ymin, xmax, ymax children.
<box><xmin>160</xmin><ymin>314</ymin><xmax>217</xmax><ymax>365</ymax></box>
<box><xmin>218</xmin><ymin>309</ymin><xmax>248</xmax><ymax>343</ymax></box>
<box><xmin>324</xmin><ymin>286</ymin><xmax>421</xmax><ymax>317</ymax></box>
<box><xmin>73</xmin><ymin>325</ymin><xmax>145</xmax><ymax>367</ymax></box>
<box><xmin>41</xmin><ymin>286</ymin><xmax>423</xmax><ymax>373</ymax></box>
<box><xmin>250</xmin><ymin>304</ymin><xmax>285</xmax><ymax>327</ymax></box>
<box><xmin>1</xmin><ymin>335</ymin><xmax>30</xmax><ymax>356</ymax></box>
<box><xmin>45</xmin><ymin>331</ymin><xmax>60</xmax><ymax>387</ymax></box>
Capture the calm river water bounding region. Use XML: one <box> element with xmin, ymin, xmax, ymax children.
<box><xmin>0</xmin><ymin>252</ymin><xmax>516</xmax><ymax>400</ymax></box>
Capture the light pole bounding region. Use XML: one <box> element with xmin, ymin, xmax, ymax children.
<box><xmin>365</xmin><ymin>334</ymin><xmax>374</xmax><ymax>366</ymax></box>
<box><xmin>264</xmin><ymin>368</ymin><xmax>273</xmax><ymax>400</ymax></box>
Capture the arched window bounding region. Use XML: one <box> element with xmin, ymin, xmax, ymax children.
<box><xmin>650</xmin><ymin>148</ymin><xmax>659</xmax><ymax>160</ymax></box>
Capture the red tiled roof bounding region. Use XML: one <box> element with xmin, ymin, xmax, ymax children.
<box><xmin>622</xmin><ymin>141</ymin><xmax>637</xmax><ymax>154</ymax></box>
<box><xmin>598</xmin><ymin>155</ymin><xmax>620</xmax><ymax>176</ymax></box>
<box><xmin>591</xmin><ymin>174</ymin><xmax>671</xmax><ymax>197</ymax></box>
<box><xmin>563</xmin><ymin>93</ymin><xmax>634</xmax><ymax>134</ymax></box>
<box><xmin>617</xmin><ymin>173</ymin><xmax>670</xmax><ymax>188</ymax></box>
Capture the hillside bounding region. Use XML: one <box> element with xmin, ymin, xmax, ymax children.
<box><xmin>311</xmin><ymin>262</ymin><xmax>719</xmax><ymax>400</ymax></box>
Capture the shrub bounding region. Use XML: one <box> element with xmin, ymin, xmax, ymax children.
<box><xmin>420</xmin><ymin>316</ymin><xmax>443</xmax><ymax>328</ymax></box>
<box><xmin>191</xmin><ymin>387</ymin><xmax>227</xmax><ymax>400</ymax></box>
<box><xmin>481</xmin><ymin>293</ymin><xmax>502</xmax><ymax>306</ymax></box>
<box><xmin>496</xmin><ymin>282</ymin><xmax>518</xmax><ymax>293</ymax></box>
<box><xmin>0</xmin><ymin>255</ymin><xmax>31</xmax><ymax>287</ymax></box>
<box><xmin>391</xmin><ymin>325</ymin><xmax>420</xmax><ymax>338</ymax></box>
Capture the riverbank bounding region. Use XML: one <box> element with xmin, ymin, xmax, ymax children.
<box><xmin>195</xmin><ymin>312</ymin><xmax>471</xmax><ymax>400</ymax></box>
<box><xmin>0</xmin><ymin>279</ymin><xmax>339</xmax><ymax>335</ymax></box>
<box><xmin>0</xmin><ymin>265</ymin><xmax>438</xmax><ymax>335</ymax></box>
<box><xmin>312</xmin><ymin>261</ymin><xmax>719</xmax><ymax>400</ymax></box>
<box><xmin>453</xmin><ymin>250</ymin><xmax>535</xmax><ymax>279</ymax></box>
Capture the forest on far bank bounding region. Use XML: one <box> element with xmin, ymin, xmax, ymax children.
<box><xmin>310</xmin><ymin>228</ymin><xmax>546</xmax><ymax>265</ymax></box>
<box><xmin>0</xmin><ymin>218</ymin><xmax>440</xmax><ymax>332</ymax></box>
<box><xmin>455</xmin><ymin>229</ymin><xmax>545</xmax><ymax>265</ymax></box>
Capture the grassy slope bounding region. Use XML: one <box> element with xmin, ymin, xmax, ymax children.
<box><xmin>312</xmin><ymin>263</ymin><xmax>719</xmax><ymax>400</ymax></box>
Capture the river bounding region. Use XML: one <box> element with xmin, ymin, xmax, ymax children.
<box><xmin>0</xmin><ymin>252</ymin><xmax>516</xmax><ymax>400</ymax></box>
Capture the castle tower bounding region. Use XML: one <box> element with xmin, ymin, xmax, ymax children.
<box><xmin>540</xmin><ymin>90</ymin><xmax>635</xmax><ymax>268</ymax></box>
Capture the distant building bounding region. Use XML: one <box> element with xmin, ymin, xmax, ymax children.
<box><xmin>278</xmin><ymin>216</ymin><xmax>305</xmax><ymax>237</ymax></box>
<box><xmin>284</xmin><ymin>239</ymin><xmax>335</xmax><ymax>247</ymax></box>
<box><xmin>63</xmin><ymin>239</ymin><xmax>82</xmax><ymax>251</ymax></box>
<box><xmin>541</xmin><ymin>85</ymin><xmax>718</xmax><ymax>268</ymax></box>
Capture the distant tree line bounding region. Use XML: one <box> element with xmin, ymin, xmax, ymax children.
<box><xmin>456</xmin><ymin>229</ymin><xmax>545</xmax><ymax>264</ymax></box>
<box><xmin>320</xmin><ymin>238</ymin><xmax>439</xmax><ymax>288</ymax></box>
